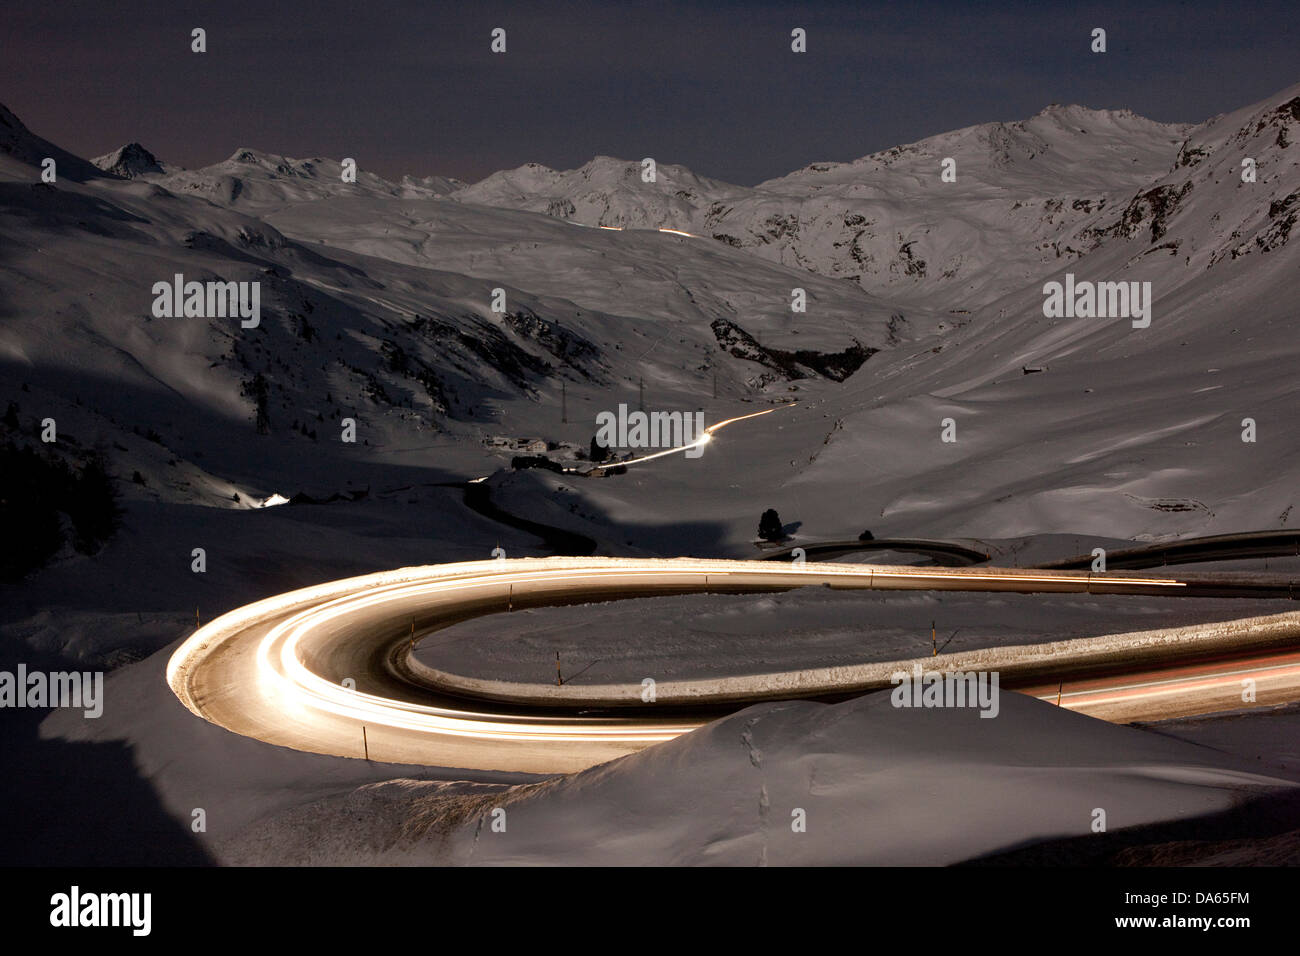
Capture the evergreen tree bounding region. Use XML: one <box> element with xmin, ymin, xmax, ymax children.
<box><xmin>758</xmin><ymin>508</ymin><xmax>783</xmax><ymax>542</ymax></box>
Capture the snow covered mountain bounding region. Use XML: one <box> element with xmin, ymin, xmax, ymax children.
<box><xmin>138</xmin><ymin>147</ymin><xmax>463</xmax><ymax>212</ymax></box>
<box><xmin>451</xmin><ymin>106</ymin><xmax>1193</xmax><ymax>308</ymax></box>
<box><xmin>454</xmin><ymin>155</ymin><xmax>749</xmax><ymax>230</ymax></box>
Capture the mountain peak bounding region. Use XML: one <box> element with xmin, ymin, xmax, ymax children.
<box><xmin>92</xmin><ymin>142</ymin><xmax>164</xmax><ymax>179</ymax></box>
<box><xmin>229</xmin><ymin>147</ymin><xmax>273</xmax><ymax>165</ymax></box>
<box><xmin>1033</xmin><ymin>102</ymin><xmax>1124</xmax><ymax>120</ymax></box>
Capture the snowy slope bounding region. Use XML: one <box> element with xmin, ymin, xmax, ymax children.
<box><xmin>212</xmin><ymin>691</ymin><xmax>1295</xmax><ymax>865</ymax></box>
<box><xmin>263</xmin><ymin>193</ymin><xmax>938</xmax><ymax>360</ymax></box>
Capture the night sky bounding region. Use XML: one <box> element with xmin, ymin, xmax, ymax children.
<box><xmin>3</xmin><ymin>0</ymin><xmax>1295</xmax><ymax>186</ymax></box>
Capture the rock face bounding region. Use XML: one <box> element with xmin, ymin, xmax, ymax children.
<box><xmin>92</xmin><ymin>143</ymin><xmax>165</xmax><ymax>179</ymax></box>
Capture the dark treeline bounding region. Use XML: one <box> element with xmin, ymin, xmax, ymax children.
<box><xmin>0</xmin><ymin>438</ymin><xmax>122</xmax><ymax>581</ymax></box>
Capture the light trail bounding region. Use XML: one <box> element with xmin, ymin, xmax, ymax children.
<box><xmin>165</xmin><ymin>556</ymin><xmax>1296</xmax><ymax>772</ymax></box>
<box><xmin>264</xmin><ymin>575</ymin><xmax>692</xmax><ymax>742</ymax></box>
<box><xmin>607</xmin><ymin>403</ymin><xmax>791</xmax><ymax>468</ymax></box>
<box><xmin>1027</xmin><ymin>648</ymin><xmax>1300</xmax><ymax>720</ymax></box>
<box><xmin>703</xmin><ymin>406</ymin><xmax>787</xmax><ymax>433</ymax></box>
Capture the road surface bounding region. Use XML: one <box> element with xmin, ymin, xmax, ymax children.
<box><xmin>1035</xmin><ymin>530</ymin><xmax>1300</xmax><ymax>571</ymax></box>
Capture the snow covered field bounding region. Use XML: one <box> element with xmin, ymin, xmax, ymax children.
<box><xmin>415</xmin><ymin>586</ymin><xmax>1298</xmax><ymax>685</ymax></box>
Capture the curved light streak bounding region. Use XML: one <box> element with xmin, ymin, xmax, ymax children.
<box><xmin>609</xmin><ymin>404</ymin><xmax>791</xmax><ymax>468</ymax></box>
<box><xmin>166</xmin><ymin>557</ymin><xmax>1222</xmax><ymax>770</ymax></box>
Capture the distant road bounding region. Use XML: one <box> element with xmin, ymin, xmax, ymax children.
<box><xmin>457</xmin><ymin>480</ymin><xmax>597</xmax><ymax>556</ymax></box>
<box><xmin>761</xmin><ymin>530</ymin><xmax>1300</xmax><ymax>572</ymax></box>
<box><xmin>1033</xmin><ymin>530</ymin><xmax>1300</xmax><ymax>571</ymax></box>
<box><xmin>168</xmin><ymin>557</ymin><xmax>1300</xmax><ymax>774</ymax></box>
<box><xmin>760</xmin><ymin>538</ymin><xmax>991</xmax><ymax>566</ymax></box>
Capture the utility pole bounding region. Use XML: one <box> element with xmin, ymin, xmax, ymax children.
<box><xmin>1055</xmin><ymin>682</ymin><xmax>1063</xmax><ymax>707</ymax></box>
<box><xmin>362</xmin><ymin>725</ymin><xmax>369</xmax><ymax>760</ymax></box>
<box><xmin>556</xmin><ymin>652</ymin><xmax>562</xmax><ymax>686</ymax></box>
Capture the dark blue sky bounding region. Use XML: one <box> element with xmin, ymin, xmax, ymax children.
<box><xmin>3</xmin><ymin>0</ymin><xmax>1295</xmax><ymax>185</ymax></box>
